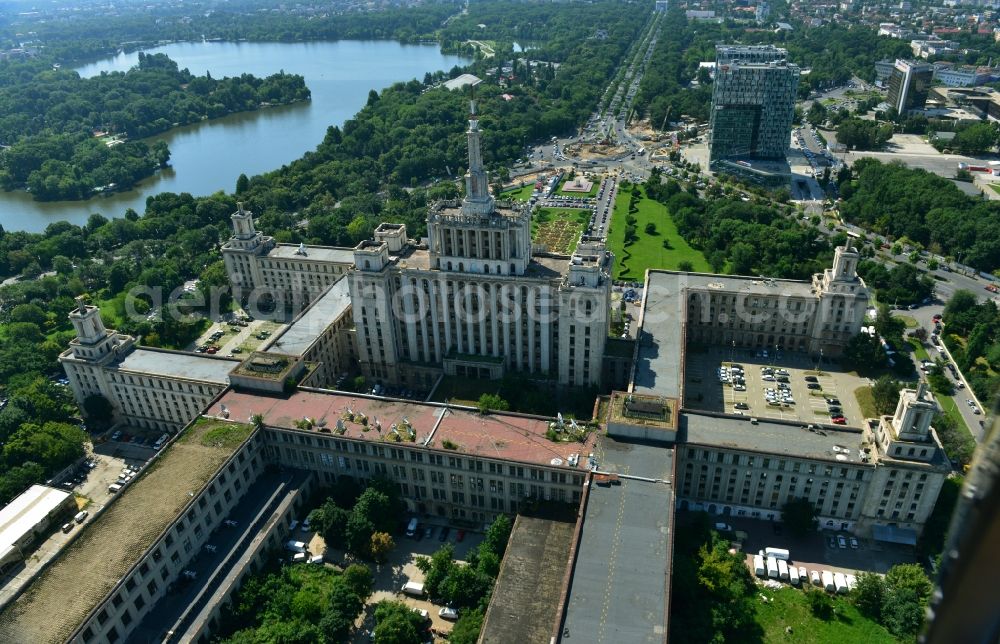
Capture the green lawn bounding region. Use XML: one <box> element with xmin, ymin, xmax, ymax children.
<box><xmin>936</xmin><ymin>394</ymin><xmax>974</xmax><ymax>440</ymax></box>
<box><xmin>755</xmin><ymin>587</ymin><xmax>899</xmax><ymax>644</ymax></box>
<box><xmin>896</xmin><ymin>314</ymin><xmax>919</xmax><ymax>329</ymax></box>
<box><xmin>502</xmin><ymin>184</ymin><xmax>535</xmax><ymax>201</ymax></box>
<box><xmin>854</xmin><ymin>386</ymin><xmax>878</xmax><ymax>419</ymax></box>
<box><xmin>532</xmin><ymin>208</ymin><xmax>590</xmax><ymax>255</ymax></box>
<box><xmin>555</xmin><ymin>175</ymin><xmax>599</xmax><ymax>198</ymax></box>
<box><xmin>607</xmin><ymin>185</ymin><xmax>709</xmax><ymax>279</ymax></box>
<box><xmin>908</xmin><ymin>338</ymin><xmax>929</xmax><ymax>361</ymax></box>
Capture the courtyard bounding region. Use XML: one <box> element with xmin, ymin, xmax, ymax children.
<box><xmin>308</xmin><ymin>524</ymin><xmax>484</xmax><ymax>642</ymax></box>
<box><xmin>684</xmin><ymin>346</ymin><xmax>868</xmax><ymax>428</ymax></box>
<box><xmin>531</xmin><ymin>207</ymin><xmax>590</xmax><ymax>255</ymax></box>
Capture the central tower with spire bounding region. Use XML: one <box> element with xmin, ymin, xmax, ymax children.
<box><xmin>462</xmin><ymin>99</ymin><xmax>496</xmax><ymax>217</ymax></box>
<box><xmin>425</xmin><ymin>98</ymin><xmax>533</xmax><ymax>276</ymax></box>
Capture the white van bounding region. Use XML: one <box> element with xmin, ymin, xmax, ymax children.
<box><xmin>73</xmin><ymin>511</ymin><xmax>88</xmax><ymax>524</ymax></box>
<box><xmin>401</xmin><ymin>580</ymin><xmax>425</xmax><ymax>597</ymax></box>
<box><xmin>108</xmin><ymin>483</ymin><xmax>123</xmax><ymax>494</ymax></box>
<box><xmin>406</xmin><ymin>517</ymin><xmax>419</xmax><ymax>537</ymax></box>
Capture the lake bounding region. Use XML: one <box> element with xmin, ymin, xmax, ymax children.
<box><xmin>1</xmin><ymin>40</ymin><xmax>467</xmax><ymax>233</ymax></box>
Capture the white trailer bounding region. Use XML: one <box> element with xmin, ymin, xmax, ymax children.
<box><xmin>846</xmin><ymin>574</ymin><xmax>857</xmax><ymax>591</ymax></box>
<box><xmin>764</xmin><ymin>547</ymin><xmax>790</xmax><ymax>561</ymax></box>
<box><xmin>766</xmin><ymin>556</ymin><xmax>779</xmax><ymax>579</ymax></box>
<box><xmin>753</xmin><ymin>554</ymin><xmax>766</xmax><ymax>577</ymax></box>
<box><xmin>834</xmin><ymin>572</ymin><xmax>848</xmax><ymax>594</ymax></box>
<box><xmin>789</xmin><ymin>565</ymin><xmax>801</xmax><ymax>586</ymax></box>
<box><xmin>778</xmin><ymin>558</ymin><xmax>790</xmax><ymax>581</ymax></box>
<box><xmin>822</xmin><ymin>570</ymin><xmax>835</xmax><ymax>592</ymax></box>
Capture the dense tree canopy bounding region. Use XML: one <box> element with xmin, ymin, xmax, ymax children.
<box><xmin>835</xmin><ymin>118</ymin><xmax>894</xmax><ymax>151</ymax></box>
<box><xmin>940</xmin><ymin>289</ymin><xmax>1000</xmax><ymax>408</ymax></box>
<box><xmin>646</xmin><ymin>174</ymin><xmax>836</xmax><ymax>280</ymax></box>
<box><xmin>839</xmin><ymin>159</ymin><xmax>1000</xmax><ymax>272</ymax></box>
<box><xmin>221</xmin><ymin>560</ymin><xmax>372</xmax><ymax>643</ymax></box>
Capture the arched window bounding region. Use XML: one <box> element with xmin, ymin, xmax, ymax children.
<box><xmin>364</xmin><ymin>260</ymin><xmax>370</xmax><ymax>270</ymax></box>
<box><xmin>459</xmin><ymin>262</ymin><xmax>464</xmax><ymax>272</ymax></box>
<box><xmin>447</xmin><ymin>261</ymin><xmax>453</xmax><ymax>271</ymax></box>
<box><xmin>484</xmin><ymin>265</ymin><xmax>490</xmax><ymax>274</ymax></box>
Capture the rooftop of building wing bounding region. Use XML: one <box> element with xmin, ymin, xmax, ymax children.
<box><xmin>0</xmin><ymin>419</ymin><xmax>254</xmax><ymax>644</ymax></box>
<box><xmin>114</xmin><ymin>348</ymin><xmax>238</xmax><ymax>384</ymax></box>
<box><xmin>208</xmin><ymin>388</ymin><xmax>595</xmax><ymax>471</ymax></box>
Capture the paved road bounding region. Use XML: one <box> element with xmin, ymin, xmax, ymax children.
<box><xmin>894</xmin><ymin>305</ymin><xmax>989</xmax><ymax>444</ymax></box>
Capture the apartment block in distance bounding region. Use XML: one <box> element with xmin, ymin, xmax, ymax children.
<box><xmin>709</xmin><ymin>45</ymin><xmax>800</xmax><ymax>164</ymax></box>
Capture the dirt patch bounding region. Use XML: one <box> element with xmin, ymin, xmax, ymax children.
<box><xmin>565</xmin><ymin>140</ymin><xmax>628</xmax><ymax>161</ymax></box>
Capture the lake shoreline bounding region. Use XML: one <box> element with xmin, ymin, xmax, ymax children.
<box><xmin>1</xmin><ymin>40</ymin><xmax>468</xmax><ymax>233</ymax></box>
<box><xmin>2</xmin><ymin>97</ymin><xmax>314</xmax><ymax>206</ymax></box>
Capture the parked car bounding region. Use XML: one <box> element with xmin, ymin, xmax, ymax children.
<box><xmin>849</xmin><ymin>537</ymin><xmax>859</xmax><ymax>549</ymax></box>
<box><xmin>837</xmin><ymin>535</ymin><xmax>847</xmax><ymax>549</ymax></box>
<box><xmin>439</xmin><ymin>527</ymin><xmax>450</xmax><ymax>542</ymax></box>
<box><xmin>439</xmin><ymin>607</ymin><xmax>459</xmax><ymax>621</ymax></box>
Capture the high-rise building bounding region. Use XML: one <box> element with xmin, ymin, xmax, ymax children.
<box><xmin>887</xmin><ymin>59</ymin><xmax>934</xmax><ymax>113</ymax></box>
<box><xmin>347</xmin><ymin>100</ymin><xmax>612</xmax><ymax>389</ymax></box>
<box><xmin>755</xmin><ymin>1</ymin><xmax>770</xmax><ymax>24</ymax></box>
<box><xmin>709</xmin><ymin>45</ymin><xmax>800</xmax><ymax>164</ymax></box>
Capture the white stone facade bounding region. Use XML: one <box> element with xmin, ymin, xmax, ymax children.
<box><xmin>348</xmin><ymin>102</ymin><xmax>612</xmax><ymax>389</ymax></box>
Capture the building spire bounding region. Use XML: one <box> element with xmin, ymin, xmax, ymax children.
<box><xmin>462</xmin><ymin>91</ymin><xmax>495</xmax><ymax>216</ymax></box>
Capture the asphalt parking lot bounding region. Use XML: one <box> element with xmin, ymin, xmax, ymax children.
<box><xmin>702</xmin><ymin>514</ymin><xmax>917</xmax><ymax>578</ymax></box>
<box><xmin>684</xmin><ymin>347</ymin><xmax>867</xmax><ymax>428</ymax></box>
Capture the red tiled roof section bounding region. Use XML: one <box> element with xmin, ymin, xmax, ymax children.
<box><xmin>210</xmin><ymin>389</ymin><xmax>594</xmax><ymax>470</ymax></box>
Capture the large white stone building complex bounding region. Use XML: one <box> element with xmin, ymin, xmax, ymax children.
<box><xmin>348</xmin><ymin>101</ymin><xmax>612</xmax><ymax>388</ymax></box>
<box><xmin>31</xmin><ymin>101</ymin><xmax>955</xmax><ymax>644</ymax></box>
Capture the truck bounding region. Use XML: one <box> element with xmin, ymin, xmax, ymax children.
<box><xmin>766</xmin><ymin>556</ymin><xmax>779</xmax><ymax>579</ymax></box>
<box><xmin>789</xmin><ymin>565</ymin><xmax>800</xmax><ymax>586</ymax></box>
<box><xmin>834</xmin><ymin>572</ymin><xmax>848</xmax><ymax>594</ymax></box>
<box><xmin>764</xmin><ymin>547</ymin><xmax>790</xmax><ymax>561</ymax></box>
<box><xmin>753</xmin><ymin>554</ymin><xmax>765</xmax><ymax>577</ymax></box>
<box><xmin>778</xmin><ymin>559</ymin><xmax>789</xmax><ymax>581</ymax></box>
<box><xmin>400</xmin><ymin>580</ymin><xmax>426</xmax><ymax>597</ymax></box>
<box><xmin>822</xmin><ymin>570</ymin><xmax>835</xmax><ymax>592</ymax></box>
<box><xmin>284</xmin><ymin>540</ymin><xmax>307</xmax><ymax>554</ymax></box>
<box><xmin>594</xmin><ymin>473</ymin><xmax>620</xmax><ymax>486</ymax></box>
